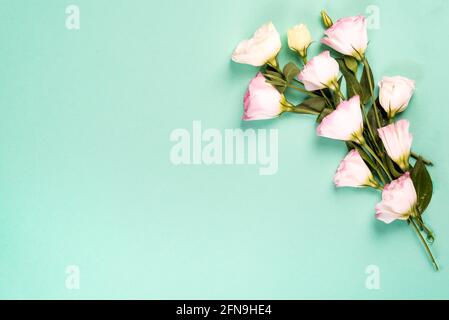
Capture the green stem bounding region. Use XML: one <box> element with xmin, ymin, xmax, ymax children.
<box><xmin>363</xmin><ymin>143</ymin><xmax>393</xmax><ymax>181</ymax></box>
<box><xmin>362</xmin><ymin>109</ymin><xmax>378</xmax><ymax>147</ymax></box>
<box><xmin>267</xmin><ymin>57</ymin><xmax>280</xmax><ymax>71</ymax></box>
<box><xmin>286</xmin><ymin>84</ymin><xmax>320</xmax><ymax>97</ymax></box>
<box><xmin>357</xmin><ymin>147</ymin><xmax>387</xmax><ymax>185</ymax></box>
<box><xmin>333</xmin><ymin>81</ymin><xmax>345</xmax><ymax>101</ymax></box>
<box><xmin>368</xmin><ymin>159</ymin><xmax>387</xmax><ymax>185</ymax></box>
<box><xmin>362</xmin><ymin>57</ymin><xmax>382</xmax><ymax>129</ymax></box>
<box><xmin>416</xmin><ymin>217</ymin><xmax>435</xmax><ymax>243</ymax></box>
<box><xmin>319</xmin><ymin>90</ymin><xmax>333</xmax><ymax>109</ymax></box>
<box><xmin>373</xmin><ymin>166</ymin><xmax>387</xmax><ymax>185</ymax></box>
<box><xmin>360</xmin><ymin>57</ymin><xmax>384</xmax><ymax>154</ymax></box>
<box><xmin>285</xmin><ymin>107</ymin><xmax>319</xmax><ymax>116</ymax></box>
<box><xmin>337</xmin><ymin>90</ymin><xmax>345</xmax><ymax>101</ymax></box>
<box><xmin>410</xmin><ymin>218</ymin><xmax>439</xmax><ymax>271</ymax></box>
<box><xmin>411</xmin><ymin>152</ymin><xmax>433</xmax><ymax>166</ymax></box>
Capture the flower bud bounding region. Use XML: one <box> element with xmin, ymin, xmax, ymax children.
<box><xmin>287</xmin><ymin>24</ymin><xmax>312</xmax><ymax>57</ymax></box>
<box><xmin>321</xmin><ymin>10</ymin><xmax>333</xmax><ymax>28</ymax></box>
<box><xmin>378</xmin><ymin>76</ymin><xmax>416</xmax><ymax>118</ymax></box>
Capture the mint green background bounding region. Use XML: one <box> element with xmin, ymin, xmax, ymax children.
<box><xmin>0</xmin><ymin>0</ymin><xmax>448</xmax><ymax>299</ymax></box>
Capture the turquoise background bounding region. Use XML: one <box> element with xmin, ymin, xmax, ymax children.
<box><xmin>0</xmin><ymin>0</ymin><xmax>448</xmax><ymax>299</ymax></box>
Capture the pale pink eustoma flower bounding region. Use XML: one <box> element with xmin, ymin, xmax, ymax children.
<box><xmin>242</xmin><ymin>73</ymin><xmax>283</xmax><ymax>121</ymax></box>
<box><xmin>378</xmin><ymin>76</ymin><xmax>416</xmax><ymax>118</ymax></box>
<box><xmin>317</xmin><ymin>95</ymin><xmax>364</xmax><ymax>143</ymax></box>
<box><xmin>334</xmin><ymin>149</ymin><xmax>377</xmax><ymax>188</ymax></box>
<box><xmin>375</xmin><ymin>172</ymin><xmax>417</xmax><ymax>224</ymax></box>
<box><xmin>377</xmin><ymin>120</ymin><xmax>413</xmax><ymax>171</ymax></box>
<box><xmin>321</xmin><ymin>15</ymin><xmax>368</xmax><ymax>60</ymax></box>
<box><xmin>297</xmin><ymin>51</ymin><xmax>339</xmax><ymax>91</ymax></box>
<box><xmin>232</xmin><ymin>22</ymin><xmax>282</xmax><ymax>67</ymax></box>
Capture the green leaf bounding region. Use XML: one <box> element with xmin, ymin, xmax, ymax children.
<box><xmin>316</xmin><ymin>107</ymin><xmax>333</xmax><ymax>123</ymax></box>
<box><xmin>346</xmin><ymin>141</ymin><xmax>355</xmax><ymax>152</ymax></box>
<box><xmin>360</xmin><ymin>61</ymin><xmax>374</xmax><ymax>105</ymax></box>
<box><xmin>271</xmin><ymin>83</ymin><xmax>287</xmax><ymax>94</ymax></box>
<box><xmin>336</xmin><ymin>58</ymin><xmax>363</xmax><ymax>98</ymax></box>
<box><xmin>283</xmin><ymin>62</ymin><xmax>300</xmax><ymax>82</ymax></box>
<box><xmin>273</xmin><ymin>85</ymin><xmax>287</xmax><ymax>94</ymax></box>
<box><xmin>331</xmin><ymin>77</ymin><xmax>344</xmax><ymax>106</ymax></box>
<box><xmin>297</xmin><ymin>97</ymin><xmax>327</xmax><ymax>113</ymax></box>
<box><xmin>263</xmin><ymin>72</ymin><xmax>287</xmax><ymax>94</ymax></box>
<box><xmin>337</xmin><ymin>76</ymin><xmax>343</xmax><ymax>87</ymax></box>
<box><xmin>264</xmin><ymin>70</ymin><xmax>284</xmax><ymax>80</ymax></box>
<box><xmin>265</xmin><ymin>63</ymin><xmax>280</xmax><ymax>74</ymax></box>
<box><xmin>385</xmin><ymin>155</ymin><xmax>403</xmax><ymax>179</ymax></box>
<box><xmin>290</xmin><ymin>106</ymin><xmax>320</xmax><ymax>115</ymax></box>
<box><xmin>344</xmin><ymin>55</ymin><xmax>358</xmax><ymax>74</ymax></box>
<box><xmin>265</xmin><ymin>79</ymin><xmax>286</xmax><ymax>94</ymax></box>
<box><xmin>411</xmin><ymin>158</ymin><xmax>433</xmax><ymax>215</ymax></box>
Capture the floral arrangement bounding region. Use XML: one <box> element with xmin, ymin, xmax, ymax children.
<box><xmin>231</xmin><ymin>11</ymin><xmax>439</xmax><ymax>270</ymax></box>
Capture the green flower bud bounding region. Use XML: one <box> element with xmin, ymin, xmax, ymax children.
<box><xmin>321</xmin><ymin>10</ymin><xmax>333</xmax><ymax>28</ymax></box>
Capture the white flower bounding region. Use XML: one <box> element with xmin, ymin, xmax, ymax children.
<box><xmin>232</xmin><ymin>22</ymin><xmax>281</xmax><ymax>67</ymax></box>
<box><xmin>297</xmin><ymin>51</ymin><xmax>339</xmax><ymax>91</ymax></box>
<box><xmin>378</xmin><ymin>76</ymin><xmax>416</xmax><ymax>118</ymax></box>
<box><xmin>287</xmin><ymin>24</ymin><xmax>312</xmax><ymax>57</ymax></box>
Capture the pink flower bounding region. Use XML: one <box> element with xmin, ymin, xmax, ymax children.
<box><xmin>317</xmin><ymin>95</ymin><xmax>364</xmax><ymax>143</ymax></box>
<box><xmin>243</xmin><ymin>73</ymin><xmax>283</xmax><ymax>121</ymax></box>
<box><xmin>375</xmin><ymin>172</ymin><xmax>417</xmax><ymax>224</ymax></box>
<box><xmin>297</xmin><ymin>51</ymin><xmax>339</xmax><ymax>91</ymax></box>
<box><xmin>334</xmin><ymin>149</ymin><xmax>377</xmax><ymax>188</ymax></box>
<box><xmin>232</xmin><ymin>22</ymin><xmax>282</xmax><ymax>67</ymax></box>
<box><xmin>378</xmin><ymin>76</ymin><xmax>416</xmax><ymax>118</ymax></box>
<box><xmin>321</xmin><ymin>15</ymin><xmax>368</xmax><ymax>60</ymax></box>
<box><xmin>377</xmin><ymin>120</ymin><xmax>413</xmax><ymax>171</ymax></box>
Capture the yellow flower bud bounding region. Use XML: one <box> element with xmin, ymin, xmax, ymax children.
<box><xmin>321</xmin><ymin>10</ymin><xmax>333</xmax><ymax>28</ymax></box>
<box><xmin>287</xmin><ymin>24</ymin><xmax>312</xmax><ymax>58</ymax></box>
